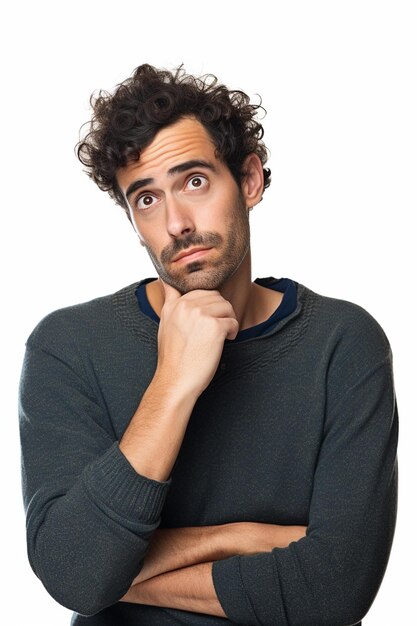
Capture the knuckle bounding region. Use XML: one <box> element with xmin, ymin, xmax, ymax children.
<box><xmin>176</xmin><ymin>299</ymin><xmax>190</xmax><ymax>313</ymax></box>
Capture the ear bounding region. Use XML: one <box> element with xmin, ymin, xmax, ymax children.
<box><xmin>240</xmin><ymin>153</ymin><xmax>265</xmax><ymax>209</ymax></box>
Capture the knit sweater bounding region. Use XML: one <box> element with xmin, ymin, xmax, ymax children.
<box><xmin>18</xmin><ymin>277</ymin><xmax>398</xmax><ymax>626</ymax></box>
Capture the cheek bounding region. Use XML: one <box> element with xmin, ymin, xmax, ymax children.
<box><xmin>136</xmin><ymin>225</ymin><xmax>155</xmax><ymax>249</ymax></box>
<box><xmin>136</xmin><ymin>217</ymin><xmax>168</xmax><ymax>254</ymax></box>
<box><xmin>140</xmin><ymin>233</ymin><xmax>166</xmax><ymax>264</ymax></box>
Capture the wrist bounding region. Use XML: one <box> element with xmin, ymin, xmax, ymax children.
<box><xmin>221</xmin><ymin>521</ymin><xmax>291</xmax><ymax>555</ymax></box>
<box><xmin>152</xmin><ymin>367</ymin><xmax>201</xmax><ymax>406</ymax></box>
<box><xmin>211</xmin><ymin>522</ymin><xmax>248</xmax><ymax>560</ymax></box>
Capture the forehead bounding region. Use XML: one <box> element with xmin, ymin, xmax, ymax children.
<box><xmin>117</xmin><ymin>116</ymin><xmax>220</xmax><ymax>190</ymax></box>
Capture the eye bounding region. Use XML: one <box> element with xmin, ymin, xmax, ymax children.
<box><xmin>135</xmin><ymin>193</ymin><xmax>157</xmax><ymax>210</ymax></box>
<box><xmin>186</xmin><ymin>175</ymin><xmax>208</xmax><ymax>191</ymax></box>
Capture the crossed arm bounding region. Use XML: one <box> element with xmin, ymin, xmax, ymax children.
<box><xmin>120</xmin><ymin>521</ymin><xmax>307</xmax><ymax>617</ymax></box>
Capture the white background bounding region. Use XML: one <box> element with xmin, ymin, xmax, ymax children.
<box><xmin>1</xmin><ymin>1</ymin><xmax>415</xmax><ymax>624</ymax></box>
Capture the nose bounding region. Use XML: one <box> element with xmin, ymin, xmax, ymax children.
<box><xmin>165</xmin><ymin>195</ymin><xmax>196</xmax><ymax>239</ymax></box>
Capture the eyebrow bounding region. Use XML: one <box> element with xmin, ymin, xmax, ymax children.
<box><xmin>125</xmin><ymin>159</ymin><xmax>218</xmax><ymax>199</ymax></box>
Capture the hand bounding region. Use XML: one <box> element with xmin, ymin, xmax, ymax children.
<box><xmin>155</xmin><ymin>281</ymin><xmax>239</xmax><ymax>398</ymax></box>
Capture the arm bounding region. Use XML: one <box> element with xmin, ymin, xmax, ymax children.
<box><xmin>210</xmin><ymin>312</ymin><xmax>399</xmax><ymax>626</ymax></box>
<box><xmin>19</xmin><ymin>283</ymin><xmax>238</xmax><ymax>616</ymax></box>
<box><xmin>19</xmin><ymin>324</ymin><xmax>173</xmax><ymax>617</ymax></box>
<box><xmin>122</xmin><ymin>562</ymin><xmax>226</xmax><ymax>617</ymax></box>
<box><xmin>119</xmin><ymin>281</ymin><xmax>239</xmax><ymax>482</ymax></box>
<box><xmin>119</xmin><ymin>524</ymin><xmax>307</xmax><ymax>616</ymax></box>
<box><xmin>132</xmin><ymin>522</ymin><xmax>307</xmax><ymax>584</ymax></box>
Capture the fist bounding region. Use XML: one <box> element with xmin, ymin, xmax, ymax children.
<box><xmin>155</xmin><ymin>280</ymin><xmax>239</xmax><ymax>397</ymax></box>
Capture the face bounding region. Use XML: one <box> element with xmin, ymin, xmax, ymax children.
<box><xmin>117</xmin><ymin>117</ymin><xmax>252</xmax><ymax>294</ymax></box>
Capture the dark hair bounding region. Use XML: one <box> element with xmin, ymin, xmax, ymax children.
<box><xmin>76</xmin><ymin>63</ymin><xmax>271</xmax><ymax>221</ymax></box>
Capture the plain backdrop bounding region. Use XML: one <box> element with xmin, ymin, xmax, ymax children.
<box><xmin>2</xmin><ymin>1</ymin><xmax>415</xmax><ymax>624</ymax></box>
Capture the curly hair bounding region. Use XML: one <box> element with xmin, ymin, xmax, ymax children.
<box><xmin>76</xmin><ymin>63</ymin><xmax>271</xmax><ymax>221</ymax></box>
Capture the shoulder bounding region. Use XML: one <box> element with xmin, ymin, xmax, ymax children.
<box><xmin>26</xmin><ymin>282</ymin><xmax>141</xmax><ymax>352</ymax></box>
<box><xmin>316</xmin><ymin>289</ymin><xmax>389</xmax><ymax>340</ymax></box>
<box><xmin>300</xmin><ymin>284</ymin><xmax>392</xmax><ymax>367</ymax></box>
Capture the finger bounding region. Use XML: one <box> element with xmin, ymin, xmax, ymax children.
<box><xmin>195</xmin><ymin>301</ymin><xmax>237</xmax><ymax>320</ymax></box>
<box><xmin>219</xmin><ymin>317</ymin><xmax>240</xmax><ymax>341</ymax></box>
<box><xmin>180</xmin><ymin>288</ymin><xmax>221</xmax><ymax>301</ymax></box>
<box><xmin>159</xmin><ymin>279</ymin><xmax>181</xmax><ymax>303</ymax></box>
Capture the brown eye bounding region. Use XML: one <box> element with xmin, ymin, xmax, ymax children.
<box><xmin>186</xmin><ymin>175</ymin><xmax>208</xmax><ymax>190</ymax></box>
<box><xmin>136</xmin><ymin>194</ymin><xmax>156</xmax><ymax>210</ymax></box>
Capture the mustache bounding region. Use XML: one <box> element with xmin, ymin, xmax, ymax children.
<box><xmin>160</xmin><ymin>232</ymin><xmax>223</xmax><ymax>263</ymax></box>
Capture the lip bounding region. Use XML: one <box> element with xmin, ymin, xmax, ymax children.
<box><xmin>172</xmin><ymin>247</ymin><xmax>212</xmax><ymax>263</ymax></box>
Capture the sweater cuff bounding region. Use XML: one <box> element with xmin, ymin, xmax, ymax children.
<box><xmin>84</xmin><ymin>441</ymin><xmax>171</xmax><ymax>525</ymax></box>
<box><xmin>212</xmin><ymin>552</ymin><xmax>283</xmax><ymax>626</ymax></box>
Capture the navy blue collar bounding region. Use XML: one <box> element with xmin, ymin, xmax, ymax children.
<box><xmin>135</xmin><ymin>277</ymin><xmax>298</xmax><ymax>343</ymax></box>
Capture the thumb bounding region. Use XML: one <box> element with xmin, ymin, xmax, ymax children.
<box><xmin>160</xmin><ymin>278</ymin><xmax>181</xmax><ymax>304</ymax></box>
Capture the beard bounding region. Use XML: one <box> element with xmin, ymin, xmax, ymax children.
<box><xmin>143</xmin><ymin>193</ymin><xmax>250</xmax><ymax>295</ymax></box>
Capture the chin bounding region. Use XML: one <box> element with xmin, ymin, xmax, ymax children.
<box><xmin>171</xmin><ymin>266</ymin><xmax>238</xmax><ymax>294</ymax></box>
<box><xmin>157</xmin><ymin>269</ymin><xmax>213</xmax><ymax>294</ymax></box>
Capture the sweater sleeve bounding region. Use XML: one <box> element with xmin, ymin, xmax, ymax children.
<box><xmin>211</xmin><ymin>306</ymin><xmax>399</xmax><ymax>626</ymax></box>
<box><xmin>19</xmin><ymin>311</ymin><xmax>171</xmax><ymax>616</ymax></box>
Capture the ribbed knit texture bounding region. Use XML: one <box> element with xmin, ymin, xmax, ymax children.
<box><xmin>19</xmin><ymin>277</ymin><xmax>398</xmax><ymax>625</ymax></box>
<box><xmin>85</xmin><ymin>442</ymin><xmax>171</xmax><ymax>525</ymax></box>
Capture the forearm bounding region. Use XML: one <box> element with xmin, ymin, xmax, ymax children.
<box><xmin>119</xmin><ymin>372</ymin><xmax>198</xmax><ymax>482</ymax></box>
<box><xmin>119</xmin><ymin>282</ymin><xmax>238</xmax><ymax>484</ymax></box>
<box><xmin>133</xmin><ymin>521</ymin><xmax>307</xmax><ymax>583</ymax></box>
<box><xmin>132</xmin><ymin>524</ymin><xmax>220</xmax><ymax>584</ymax></box>
<box><xmin>122</xmin><ymin>561</ymin><xmax>227</xmax><ymax>618</ymax></box>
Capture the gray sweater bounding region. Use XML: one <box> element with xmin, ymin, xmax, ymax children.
<box><xmin>19</xmin><ymin>277</ymin><xmax>398</xmax><ymax>626</ymax></box>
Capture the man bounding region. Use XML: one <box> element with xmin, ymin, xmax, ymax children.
<box><xmin>19</xmin><ymin>64</ymin><xmax>398</xmax><ymax>625</ymax></box>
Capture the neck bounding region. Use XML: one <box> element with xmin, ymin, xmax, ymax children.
<box><xmin>213</xmin><ymin>251</ymin><xmax>256</xmax><ymax>331</ymax></box>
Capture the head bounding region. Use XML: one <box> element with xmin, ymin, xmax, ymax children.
<box><xmin>76</xmin><ymin>64</ymin><xmax>271</xmax><ymax>293</ymax></box>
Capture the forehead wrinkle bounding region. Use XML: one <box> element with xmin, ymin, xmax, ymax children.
<box><xmin>138</xmin><ymin>132</ymin><xmax>216</xmax><ymax>172</ymax></box>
